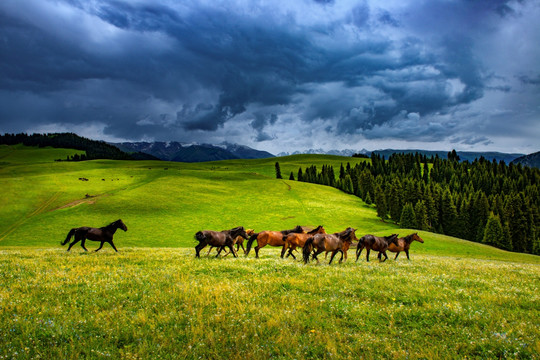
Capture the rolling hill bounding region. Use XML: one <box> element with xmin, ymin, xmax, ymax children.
<box><xmin>0</xmin><ymin>144</ymin><xmax>538</xmax><ymax>264</ymax></box>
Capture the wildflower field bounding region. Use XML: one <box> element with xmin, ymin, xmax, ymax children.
<box><xmin>1</xmin><ymin>248</ymin><xmax>538</xmax><ymax>359</ymax></box>
<box><xmin>0</xmin><ymin>145</ymin><xmax>539</xmax><ymax>359</ymax></box>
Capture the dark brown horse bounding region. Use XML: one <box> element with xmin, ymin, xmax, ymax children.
<box><xmin>280</xmin><ymin>225</ymin><xmax>326</xmax><ymax>259</ymax></box>
<box><xmin>355</xmin><ymin>234</ymin><xmax>399</xmax><ymax>262</ymax></box>
<box><xmin>387</xmin><ymin>233</ymin><xmax>424</xmax><ymax>260</ymax></box>
<box><xmin>246</xmin><ymin>225</ymin><xmax>304</xmax><ymax>258</ymax></box>
<box><xmin>62</xmin><ymin>219</ymin><xmax>128</xmax><ymax>252</ymax></box>
<box><xmin>302</xmin><ymin>227</ymin><xmax>358</xmax><ymax>264</ymax></box>
<box><xmin>194</xmin><ymin>226</ymin><xmax>248</xmax><ymax>258</ymax></box>
<box><xmin>206</xmin><ymin>229</ymin><xmax>255</xmax><ymax>256</ymax></box>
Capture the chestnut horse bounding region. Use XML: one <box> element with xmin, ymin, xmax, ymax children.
<box><xmin>246</xmin><ymin>225</ymin><xmax>303</xmax><ymax>258</ymax></box>
<box><xmin>195</xmin><ymin>226</ymin><xmax>248</xmax><ymax>258</ymax></box>
<box><xmin>355</xmin><ymin>234</ymin><xmax>399</xmax><ymax>262</ymax></box>
<box><xmin>302</xmin><ymin>227</ymin><xmax>358</xmax><ymax>264</ymax></box>
<box><xmin>62</xmin><ymin>219</ymin><xmax>128</xmax><ymax>252</ymax></box>
<box><xmin>387</xmin><ymin>233</ymin><xmax>424</xmax><ymax>260</ymax></box>
<box><xmin>281</xmin><ymin>225</ymin><xmax>326</xmax><ymax>259</ymax></box>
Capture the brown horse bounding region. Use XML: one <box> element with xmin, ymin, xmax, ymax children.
<box><xmin>302</xmin><ymin>227</ymin><xmax>358</xmax><ymax>264</ymax></box>
<box><xmin>281</xmin><ymin>225</ymin><xmax>326</xmax><ymax>259</ymax></box>
<box><xmin>194</xmin><ymin>226</ymin><xmax>248</xmax><ymax>258</ymax></box>
<box><xmin>246</xmin><ymin>225</ymin><xmax>303</xmax><ymax>258</ymax></box>
<box><xmin>62</xmin><ymin>219</ymin><xmax>128</xmax><ymax>252</ymax></box>
<box><xmin>355</xmin><ymin>234</ymin><xmax>399</xmax><ymax>262</ymax></box>
<box><xmin>206</xmin><ymin>228</ymin><xmax>255</xmax><ymax>256</ymax></box>
<box><xmin>387</xmin><ymin>233</ymin><xmax>424</xmax><ymax>260</ymax></box>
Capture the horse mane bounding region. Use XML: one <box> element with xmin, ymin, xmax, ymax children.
<box><xmin>307</xmin><ymin>225</ymin><xmax>323</xmax><ymax>235</ymax></box>
<box><xmin>281</xmin><ymin>225</ymin><xmax>303</xmax><ymax>235</ymax></box>
<box><xmin>403</xmin><ymin>234</ymin><xmax>415</xmax><ymax>244</ymax></box>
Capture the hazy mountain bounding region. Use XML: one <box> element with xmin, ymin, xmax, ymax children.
<box><xmin>278</xmin><ymin>148</ymin><xmax>524</xmax><ymax>163</ymax></box>
<box><xmin>113</xmin><ymin>141</ymin><xmax>274</xmax><ymax>162</ymax></box>
<box><xmin>511</xmin><ymin>151</ymin><xmax>540</xmax><ymax>168</ymax></box>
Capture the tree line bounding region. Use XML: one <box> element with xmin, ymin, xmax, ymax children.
<box><xmin>283</xmin><ymin>151</ymin><xmax>540</xmax><ymax>255</ymax></box>
<box><xmin>0</xmin><ymin>133</ymin><xmax>157</xmax><ymax>161</ymax></box>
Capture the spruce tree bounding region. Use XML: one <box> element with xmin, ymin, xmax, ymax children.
<box><xmin>289</xmin><ymin>172</ymin><xmax>295</xmax><ymax>181</ymax></box>
<box><xmin>441</xmin><ymin>189</ymin><xmax>458</xmax><ymax>236</ymax></box>
<box><xmin>374</xmin><ymin>184</ymin><xmax>388</xmax><ymax>220</ymax></box>
<box><xmin>483</xmin><ymin>213</ymin><xmax>504</xmax><ymax>248</ymax></box>
<box><xmin>400</xmin><ymin>203</ymin><xmax>416</xmax><ymax>229</ymax></box>
<box><xmin>275</xmin><ymin>162</ymin><xmax>282</xmax><ymax>179</ymax></box>
<box><xmin>414</xmin><ymin>200</ymin><xmax>429</xmax><ymax>230</ymax></box>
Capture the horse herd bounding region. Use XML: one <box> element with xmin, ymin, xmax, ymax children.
<box><xmin>61</xmin><ymin>219</ymin><xmax>424</xmax><ymax>263</ymax></box>
<box><xmin>194</xmin><ymin>225</ymin><xmax>424</xmax><ymax>264</ymax></box>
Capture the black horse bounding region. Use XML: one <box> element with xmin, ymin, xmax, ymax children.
<box><xmin>355</xmin><ymin>234</ymin><xmax>399</xmax><ymax>262</ymax></box>
<box><xmin>195</xmin><ymin>226</ymin><xmax>248</xmax><ymax>258</ymax></box>
<box><xmin>62</xmin><ymin>219</ymin><xmax>128</xmax><ymax>252</ymax></box>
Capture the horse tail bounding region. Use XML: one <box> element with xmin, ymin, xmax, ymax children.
<box><xmin>195</xmin><ymin>231</ymin><xmax>206</xmax><ymax>242</ymax></box>
<box><xmin>245</xmin><ymin>233</ymin><xmax>259</xmax><ymax>255</ymax></box>
<box><xmin>303</xmin><ymin>237</ymin><xmax>314</xmax><ymax>264</ymax></box>
<box><xmin>62</xmin><ymin>228</ymin><xmax>77</xmax><ymax>245</ymax></box>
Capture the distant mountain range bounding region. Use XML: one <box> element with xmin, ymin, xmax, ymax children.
<box><xmin>113</xmin><ymin>140</ymin><xmax>534</xmax><ymax>165</ymax></box>
<box><xmin>279</xmin><ymin>148</ymin><xmax>525</xmax><ymax>163</ymax></box>
<box><xmin>511</xmin><ymin>151</ymin><xmax>540</xmax><ymax>168</ymax></box>
<box><xmin>113</xmin><ymin>141</ymin><xmax>274</xmax><ymax>162</ymax></box>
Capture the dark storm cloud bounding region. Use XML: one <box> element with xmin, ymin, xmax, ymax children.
<box><xmin>0</xmin><ymin>0</ymin><xmax>538</xmax><ymax>153</ymax></box>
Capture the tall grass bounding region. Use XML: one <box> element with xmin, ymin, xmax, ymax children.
<box><xmin>0</xmin><ymin>248</ymin><xmax>538</xmax><ymax>359</ymax></box>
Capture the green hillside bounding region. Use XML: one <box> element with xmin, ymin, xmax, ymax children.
<box><xmin>0</xmin><ymin>145</ymin><xmax>538</xmax><ymax>264</ymax></box>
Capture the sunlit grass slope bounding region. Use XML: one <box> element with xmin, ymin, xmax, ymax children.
<box><xmin>0</xmin><ymin>145</ymin><xmax>539</xmax><ymax>264</ymax></box>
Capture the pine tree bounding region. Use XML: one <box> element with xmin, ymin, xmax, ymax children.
<box><xmin>365</xmin><ymin>192</ymin><xmax>372</xmax><ymax>205</ymax></box>
<box><xmin>374</xmin><ymin>184</ymin><xmax>388</xmax><ymax>220</ymax></box>
<box><xmin>400</xmin><ymin>203</ymin><xmax>416</xmax><ymax>229</ymax></box>
<box><xmin>414</xmin><ymin>200</ymin><xmax>429</xmax><ymax>230</ymax></box>
<box><xmin>441</xmin><ymin>189</ymin><xmax>458</xmax><ymax>236</ymax></box>
<box><xmin>297</xmin><ymin>167</ymin><xmax>303</xmax><ymax>182</ymax></box>
<box><xmin>289</xmin><ymin>172</ymin><xmax>295</xmax><ymax>181</ymax></box>
<box><xmin>483</xmin><ymin>213</ymin><xmax>504</xmax><ymax>248</ymax></box>
<box><xmin>275</xmin><ymin>162</ymin><xmax>282</xmax><ymax>179</ymax></box>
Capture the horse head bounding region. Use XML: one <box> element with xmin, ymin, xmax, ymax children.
<box><xmin>115</xmin><ymin>219</ymin><xmax>128</xmax><ymax>231</ymax></box>
<box><xmin>230</xmin><ymin>226</ymin><xmax>248</xmax><ymax>240</ymax></box>
<box><xmin>307</xmin><ymin>225</ymin><xmax>326</xmax><ymax>235</ymax></box>
<box><xmin>387</xmin><ymin>233</ymin><xmax>399</xmax><ymax>245</ymax></box>
<box><xmin>412</xmin><ymin>233</ymin><xmax>424</xmax><ymax>243</ymax></box>
<box><xmin>293</xmin><ymin>225</ymin><xmax>304</xmax><ymax>233</ymax></box>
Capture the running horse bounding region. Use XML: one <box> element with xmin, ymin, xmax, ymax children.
<box><xmin>246</xmin><ymin>225</ymin><xmax>304</xmax><ymax>258</ymax></box>
<box><xmin>355</xmin><ymin>233</ymin><xmax>399</xmax><ymax>262</ymax></box>
<box><xmin>205</xmin><ymin>228</ymin><xmax>255</xmax><ymax>256</ymax></box>
<box><xmin>387</xmin><ymin>232</ymin><xmax>424</xmax><ymax>260</ymax></box>
<box><xmin>280</xmin><ymin>225</ymin><xmax>326</xmax><ymax>259</ymax></box>
<box><xmin>195</xmin><ymin>226</ymin><xmax>249</xmax><ymax>258</ymax></box>
<box><xmin>62</xmin><ymin>219</ymin><xmax>128</xmax><ymax>252</ymax></box>
<box><xmin>302</xmin><ymin>227</ymin><xmax>358</xmax><ymax>264</ymax></box>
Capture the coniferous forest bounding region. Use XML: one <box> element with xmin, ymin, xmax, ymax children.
<box><xmin>295</xmin><ymin>151</ymin><xmax>540</xmax><ymax>255</ymax></box>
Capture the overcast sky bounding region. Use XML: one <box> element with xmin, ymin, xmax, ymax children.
<box><xmin>1</xmin><ymin>0</ymin><xmax>539</xmax><ymax>155</ymax></box>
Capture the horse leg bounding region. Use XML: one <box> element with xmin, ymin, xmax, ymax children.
<box><xmin>95</xmin><ymin>241</ymin><xmax>105</xmax><ymax>252</ymax></box>
<box><xmin>313</xmin><ymin>249</ymin><xmax>324</xmax><ymax>264</ymax></box>
<box><xmin>328</xmin><ymin>250</ymin><xmax>338</xmax><ymax>264</ymax></box>
<box><xmin>405</xmin><ymin>249</ymin><xmax>410</xmax><ymax>260</ymax></box>
<box><xmin>394</xmin><ymin>252</ymin><xmax>400</xmax><ymax>260</ymax></box>
<box><xmin>195</xmin><ymin>242</ymin><xmax>206</xmax><ymax>258</ymax></box>
<box><xmin>228</xmin><ymin>244</ymin><xmax>237</xmax><ymax>258</ymax></box>
<box><xmin>288</xmin><ymin>248</ymin><xmax>296</xmax><ymax>260</ymax></box>
<box><xmin>254</xmin><ymin>246</ymin><xmax>260</xmax><ymax>258</ymax></box>
<box><xmin>239</xmin><ymin>243</ymin><xmax>246</xmax><ymax>255</ymax></box>
<box><xmin>67</xmin><ymin>239</ymin><xmax>80</xmax><ymax>251</ymax></box>
<box><xmin>80</xmin><ymin>239</ymin><xmax>88</xmax><ymax>252</ymax></box>
<box><xmin>381</xmin><ymin>251</ymin><xmax>388</xmax><ymax>262</ymax></box>
<box><xmin>339</xmin><ymin>250</ymin><xmax>344</xmax><ymax>264</ymax></box>
<box><xmin>206</xmin><ymin>246</ymin><xmax>214</xmax><ymax>256</ymax></box>
<box><xmin>366</xmin><ymin>249</ymin><xmax>370</xmax><ymax>262</ymax></box>
<box><xmin>108</xmin><ymin>240</ymin><xmax>118</xmax><ymax>252</ymax></box>
<box><xmin>355</xmin><ymin>247</ymin><xmax>363</xmax><ymax>262</ymax></box>
<box><xmin>280</xmin><ymin>244</ymin><xmax>288</xmax><ymax>259</ymax></box>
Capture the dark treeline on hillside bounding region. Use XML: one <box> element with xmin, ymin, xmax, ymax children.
<box><xmin>294</xmin><ymin>151</ymin><xmax>540</xmax><ymax>255</ymax></box>
<box><xmin>0</xmin><ymin>133</ymin><xmax>157</xmax><ymax>161</ymax></box>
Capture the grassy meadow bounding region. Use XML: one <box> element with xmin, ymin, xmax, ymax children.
<box><xmin>1</xmin><ymin>145</ymin><xmax>539</xmax><ymax>359</ymax></box>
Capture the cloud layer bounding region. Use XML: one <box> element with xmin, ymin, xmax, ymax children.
<box><xmin>1</xmin><ymin>0</ymin><xmax>539</xmax><ymax>153</ymax></box>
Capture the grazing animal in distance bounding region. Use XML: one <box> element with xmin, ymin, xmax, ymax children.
<box><xmin>281</xmin><ymin>225</ymin><xmax>326</xmax><ymax>260</ymax></box>
<box><xmin>194</xmin><ymin>227</ymin><xmax>248</xmax><ymax>258</ymax></box>
<box><xmin>62</xmin><ymin>219</ymin><xmax>128</xmax><ymax>252</ymax></box>
<box><xmin>355</xmin><ymin>234</ymin><xmax>399</xmax><ymax>262</ymax></box>
<box><xmin>387</xmin><ymin>233</ymin><xmax>424</xmax><ymax>260</ymax></box>
<box><xmin>246</xmin><ymin>225</ymin><xmax>304</xmax><ymax>258</ymax></box>
<box><xmin>302</xmin><ymin>227</ymin><xmax>358</xmax><ymax>264</ymax></box>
